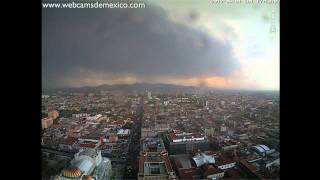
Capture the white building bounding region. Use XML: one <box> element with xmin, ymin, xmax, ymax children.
<box><xmin>72</xmin><ymin>113</ymin><xmax>90</xmax><ymax>119</ymax></box>
<box><xmin>205</xmin><ymin>128</ymin><xmax>215</xmax><ymax>137</ymax></box>
<box><xmin>87</xmin><ymin>114</ymin><xmax>102</xmax><ymax>121</ymax></box>
<box><xmin>220</xmin><ymin>124</ymin><xmax>227</xmax><ymax>132</ymax></box>
<box><xmin>217</xmin><ymin>162</ymin><xmax>236</xmax><ymax>170</ymax></box>
<box><xmin>205</xmin><ymin>101</ymin><xmax>209</xmax><ymax>108</ymax></box>
<box><xmin>42</xmin><ymin>95</ymin><xmax>50</xmax><ymax>99</ymax></box>
<box><xmin>54</xmin><ymin>149</ymin><xmax>112</xmax><ymax>180</ymax></box>
<box><xmin>117</xmin><ymin>129</ymin><xmax>130</xmax><ymax>136</ymax></box>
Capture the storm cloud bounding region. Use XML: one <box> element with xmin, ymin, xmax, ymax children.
<box><xmin>42</xmin><ymin>1</ymin><xmax>239</xmax><ymax>88</ymax></box>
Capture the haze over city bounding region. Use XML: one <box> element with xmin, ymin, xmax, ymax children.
<box><xmin>42</xmin><ymin>0</ymin><xmax>279</xmax><ymax>91</ymax></box>
<box><xmin>42</xmin><ymin>1</ymin><xmax>280</xmax><ymax>179</ymax></box>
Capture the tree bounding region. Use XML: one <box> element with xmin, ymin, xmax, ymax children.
<box><xmin>53</xmin><ymin>118</ymin><xmax>59</xmax><ymax>124</ymax></box>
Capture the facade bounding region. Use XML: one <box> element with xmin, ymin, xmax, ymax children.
<box><xmin>204</xmin><ymin>128</ymin><xmax>215</xmax><ymax>137</ymax></box>
<box><xmin>117</xmin><ymin>129</ymin><xmax>130</xmax><ymax>137</ymax></box>
<box><xmin>214</xmin><ymin>151</ymin><xmax>236</xmax><ymax>170</ymax></box>
<box><xmin>220</xmin><ymin>140</ymin><xmax>239</xmax><ymax>151</ymax></box>
<box><xmin>54</xmin><ymin>149</ymin><xmax>112</xmax><ymax>180</ymax></box>
<box><xmin>164</xmin><ymin>133</ymin><xmax>210</xmax><ymax>155</ymax></box>
<box><xmin>141</xmin><ymin>128</ymin><xmax>157</xmax><ymax>139</ymax></box>
<box><xmin>217</xmin><ymin>161</ymin><xmax>236</xmax><ymax>170</ymax></box>
<box><xmin>42</xmin><ymin>117</ymin><xmax>53</xmax><ymax>129</ymax></box>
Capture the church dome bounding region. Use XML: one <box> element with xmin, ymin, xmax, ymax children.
<box><xmin>62</xmin><ymin>166</ymin><xmax>82</xmax><ymax>178</ymax></box>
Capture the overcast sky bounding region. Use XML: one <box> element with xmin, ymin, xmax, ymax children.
<box><xmin>42</xmin><ymin>0</ymin><xmax>279</xmax><ymax>90</ymax></box>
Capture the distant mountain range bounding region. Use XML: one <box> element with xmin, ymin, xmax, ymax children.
<box><xmin>42</xmin><ymin>83</ymin><xmax>202</xmax><ymax>94</ymax></box>
<box><xmin>42</xmin><ymin>83</ymin><xmax>279</xmax><ymax>95</ymax></box>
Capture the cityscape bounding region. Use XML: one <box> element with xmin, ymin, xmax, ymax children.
<box><xmin>42</xmin><ymin>0</ymin><xmax>279</xmax><ymax>179</ymax></box>
<box><xmin>42</xmin><ymin>85</ymin><xmax>279</xmax><ymax>179</ymax></box>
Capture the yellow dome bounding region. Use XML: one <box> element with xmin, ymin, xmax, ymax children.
<box><xmin>62</xmin><ymin>166</ymin><xmax>82</xmax><ymax>178</ymax></box>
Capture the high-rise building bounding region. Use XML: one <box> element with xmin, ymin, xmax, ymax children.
<box><xmin>42</xmin><ymin>117</ymin><xmax>53</xmax><ymax>129</ymax></box>
<box><xmin>147</xmin><ymin>91</ymin><xmax>152</xmax><ymax>100</ymax></box>
<box><xmin>53</xmin><ymin>149</ymin><xmax>112</xmax><ymax>180</ymax></box>
<box><xmin>48</xmin><ymin>110</ymin><xmax>59</xmax><ymax>120</ymax></box>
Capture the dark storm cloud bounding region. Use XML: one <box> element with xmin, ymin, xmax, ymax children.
<box><xmin>42</xmin><ymin>1</ymin><xmax>239</xmax><ymax>88</ymax></box>
<box><xmin>187</xmin><ymin>10</ymin><xmax>200</xmax><ymax>22</ymax></box>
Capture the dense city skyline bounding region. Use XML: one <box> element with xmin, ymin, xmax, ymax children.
<box><xmin>42</xmin><ymin>90</ymin><xmax>279</xmax><ymax>179</ymax></box>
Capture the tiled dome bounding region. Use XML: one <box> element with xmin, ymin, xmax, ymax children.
<box><xmin>62</xmin><ymin>166</ymin><xmax>82</xmax><ymax>178</ymax></box>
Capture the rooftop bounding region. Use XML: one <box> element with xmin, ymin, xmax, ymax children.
<box><xmin>171</xmin><ymin>154</ymin><xmax>194</xmax><ymax>169</ymax></box>
<box><xmin>78</xmin><ymin>148</ymin><xmax>99</xmax><ymax>159</ymax></box>
<box><xmin>192</xmin><ymin>153</ymin><xmax>215</xmax><ymax>167</ymax></box>
<box><xmin>142</xmin><ymin>137</ymin><xmax>165</xmax><ymax>152</ymax></box>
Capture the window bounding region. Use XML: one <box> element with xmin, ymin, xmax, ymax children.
<box><xmin>150</xmin><ymin>167</ymin><xmax>160</xmax><ymax>174</ymax></box>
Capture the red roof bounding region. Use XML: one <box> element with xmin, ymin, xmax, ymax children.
<box><xmin>60</xmin><ymin>137</ymin><xmax>78</xmax><ymax>145</ymax></box>
<box><xmin>79</xmin><ymin>143</ymin><xmax>96</xmax><ymax>148</ymax></box>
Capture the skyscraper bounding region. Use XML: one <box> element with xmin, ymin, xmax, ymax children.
<box><xmin>147</xmin><ymin>91</ymin><xmax>152</xmax><ymax>100</ymax></box>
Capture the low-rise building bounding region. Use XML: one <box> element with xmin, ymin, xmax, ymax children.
<box><xmin>164</xmin><ymin>131</ymin><xmax>210</xmax><ymax>155</ymax></box>
<box><xmin>171</xmin><ymin>152</ymin><xmax>224</xmax><ymax>180</ymax></box>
